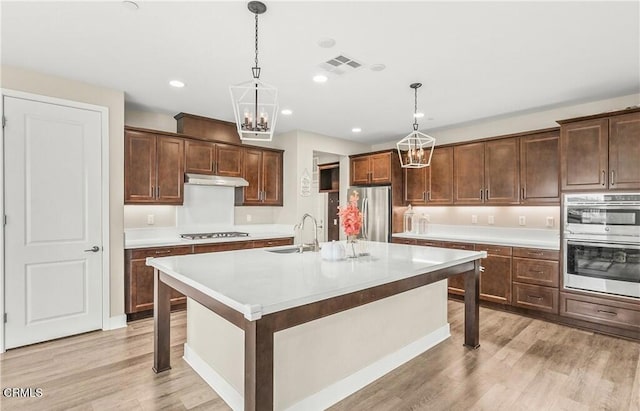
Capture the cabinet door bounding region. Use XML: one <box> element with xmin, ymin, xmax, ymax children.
<box><xmin>520</xmin><ymin>132</ymin><xmax>559</xmax><ymax>204</ymax></box>
<box><xmin>429</xmin><ymin>147</ymin><xmax>454</xmax><ymax>205</ymax></box>
<box><xmin>124</xmin><ymin>130</ymin><xmax>156</xmax><ymax>203</ymax></box>
<box><xmin>185</xmin><ymin>140</ymin><xmax>216</xmax><ymax>175</ymax></box>
<box><xmin>485</xmin><ymin>138</ymin><xmax>520</xmax><ymax>204</ymax></box>
<box><xmin>609</xmin><ymin>112</ymin><xmax>640</xmax><ymax>190</ymax></box>
<box><xmin>351</xmin><ymin>156</ymin><xmax>371</xmax><ymax>185</ymax></box>
<box><xmin>454</xmin><ymin>142</ymin><xmax>484</xmax><ymax>204</ymax></box>
<box><xmin>261</xmin><ymin>150</ymin><xmax>283</xmax><ymax>205</ymax></box>
<box><xmin>242</xmin><ymin>148</ymin><xmax>263</xmax><ymax>204</ymax></box>
<box><xmin>443</xmin><ymin>242</ymin><xmax>475</xmax><ymax>295</ymax></box>
<box><xmin>479</xmin><ymin>254</ymin><xmax>512</xmax><ymax>304</ymax></box>
<box><xmin>370</xmin><ymin>152</ymin><xmax>392</xmax><ymax>184</ymax></box>
<box><xmin>215</xmin><ymin>143</ymin><xmax>243</xmax><ymax>177</ymax></box>
<box><xmin>156</xmin><ymin>136</ymin><xmax>184</xmax><ymax>204</ymax></box>
<box><xmin>404</xmin><ymin>166</ymin><xmax>428</xmax><ymax>205</ymax></box>
<box><xmin>561</xmin><ymin>119</ymin><xmax>609</xmax><ymax>190</ymax></box>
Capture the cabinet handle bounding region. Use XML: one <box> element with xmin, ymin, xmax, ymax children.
<box><xmin>527</xmin><ymin>252</ymin><xmax>543</xmax><ymax>256</ymax></box>
<box><xmin>527</xmin><ymin>295</ymin><xmax>543</xmax><ymax>300</ymax></box>
<box><xmin>611</xmin><ymin>170</ymin><xmax>615</xmax><ymax>186</ymax></box>
<box><xmin>597</xmin><ymin>309</ymin><xmax>617</xmax><ymax>316</ymax></box>
<box><xmin>480</xmin><ymin>189</ymin><xmax>483</xmax><ymax>200</ymax></box>
<box><xmin>529</xmin><ymin>270</ymin><xmax>545</xmax><ymax>275</ymax></box>
<box><xmin>423</xmin><ymin>191</ymin><xmax>426</xmax><ymax>201</ymax></box>
<box><xmin>485</xmin><ymin>189</ymin><xmax>489</xmax><ymax>201</ymax></box>
<box><xmin>602</xmin><ymin>170</ymin><xmax>606</xmax><ymax>186</ymax></box>
<box><xmin>156</xmin><ymin>186</ymin><xmax>160</xmax><ymax>198</ymax></box>
<box><xmin>522</xmin><ymin>187</ymin><xmax>526</xmax><ymax>200</ymax></box>
<box><xmin>212</xmin><ymin>160</ymin><xmax>217</xmax><ymax>174</ymax></box>
<box><xmin>154</xmin><ymin>250</ymin><xmax>172</xmax><ymax>254</ymax></box>
<box><xmin>427</xmin><ymin>191</ymin><xmax>431</xmax><ymax>201</ymax></box>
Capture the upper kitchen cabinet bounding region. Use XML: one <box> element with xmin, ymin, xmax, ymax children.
<box><xmin>404</xmin><ymin>146</ymin><xmax>453</xmax><ymax>205</ymax></box>
<box><xmin>184</xmin><ymin>140</ymin><xmax>242</xmax><ymax>177</ymax></box>
<box><xmin>236</xmin><ymin>147</ymin><xmax>283</xmax><ymax>206</ymax></box>
<box><xmin>454</xmin><ymin>138</ymin><xmax>520</xmax><ymax>205</ymax></box>
<box><xmin>175</xmin><ymin>112</ymin><xmax>241</xmax><ymax>144</ymax></box>
<box><xmin>559</xmin><ymin>109</ymin><xmax>640</xmax><ymax>191</ymax></box>
<box><xmin>520</xmin><ymin>129</ymin><xmax>560</xmax><ymax>204</ymax></box>
<box><xmin>349</xmin><ymin>150</ymin><xmax>400</xmax><ymax>186</ymax></box>
<box><xmin>125</xmin><ymin>128</ymin><xmax>184</xmax><ymax>205</ymax></box>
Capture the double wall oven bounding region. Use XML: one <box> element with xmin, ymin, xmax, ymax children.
<box><xmin>563</xmin><ymin>193</ymin><xmax>640</xmax><ymax>299</ymax></box>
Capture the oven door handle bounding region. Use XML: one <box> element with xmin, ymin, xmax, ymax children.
<box><xmin>566</xmin><ymin>239</ymin><xmax>640</xmax><ymax>250</ymax></box>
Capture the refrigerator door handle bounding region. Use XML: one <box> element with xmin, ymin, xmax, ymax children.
<box><xmin>362</xmin><ymin>197</ymin><xmax>369</xmax><ymax>240</ymax></box>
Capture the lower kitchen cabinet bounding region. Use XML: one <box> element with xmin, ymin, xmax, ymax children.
<box><xmin>125</xmin><ymin>246</ymin><xmax>192</xmax><ymax>315</ymax></box>
<box><xmin>441</xmin><ymin>242</ymin><xmax>475</xmax><ymax>295</ymax></box>
<box><xmin>476</xmin><ymin>244</ymin><xmax>512</xmax><ymax>304</ymax></box>
<box><xmin>560</xmin><ymin>292</ymin><xmax>640</xmax><ymax>333</ymax></box>
<box><xmin>125</xmin><ymin>237</ymin><xmax>293</xmax><ymax>320</ymax></box>
<box><xmin>513</xmin><ymin>282</ymin><xmax>558</xmax><ymax>313</ymax></box>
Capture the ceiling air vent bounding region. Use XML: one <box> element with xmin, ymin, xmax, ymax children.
<box><xmin>318</xmin><ymin>54</ymin><xmax>364</xmax><ymax>76</ymax></box>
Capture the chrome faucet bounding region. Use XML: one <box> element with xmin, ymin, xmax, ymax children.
<box><xmin>295</xmin><ymin>213</ymin><xmax>321</xmax><ymax>252</ymax></box>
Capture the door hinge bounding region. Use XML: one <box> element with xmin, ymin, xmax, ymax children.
<box><xmin>2</xmin><ymin>116</ymin><xmax>5</xmax><ymax>128</ymax></box>
<box><xmin>3</xmin><ymin>313</ymin><xmax>6</xmax><ymax>323</ymax></box>
<box><xmin>3</xmin><ymin>215</ymin><xmax>6</xmax><ymax>226</ymax></box>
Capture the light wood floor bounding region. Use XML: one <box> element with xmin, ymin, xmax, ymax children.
<box><xmin>1</xmin><ymin>301</ymin><xmax>638</xmax><ymax>411</ymax></box>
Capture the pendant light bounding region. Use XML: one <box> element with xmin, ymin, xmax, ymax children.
<box><xmin>230</xmin><ymin>1</ymin><xmax>278</xmax><ymax>142</ymax></box>
<box><xmin>396</xmin><ymin>83</ymin><xmax>436</xmax><ymax>168</ymax></box>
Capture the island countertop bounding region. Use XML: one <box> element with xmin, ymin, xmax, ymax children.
<box><xmin>146</xmin><ymin>241</ymin><xmax>487</xmax><ymax>321</ymax></box>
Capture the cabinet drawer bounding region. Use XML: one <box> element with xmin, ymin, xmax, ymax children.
<box><xmin>392</xmin><ymin>238</ymin><xmax>416</xmax><ymax>245</ymax></box>
<box><xmin>415</xmin><ymin>239</ymin><xmax>444</xmax><ymax>247</ymax></box>
<box><xmin>193</xmin><ymin>241</ymin><xmax>252</xmax><ymax>253</ymax></box>
<box><xmin>513</xmin><ymin>258</ymin><xmax>559</xmax><ymax>287</ymax></box>
<box><xmin>252</xmin><ymin>238</ymin><xmax>294</xmax><ymax>248</ymax></box>
<box><xmin>513</xmin><ymin>247</ymin><xmax>559</xmax><ymax>260</ymax></box>
<box><xmin>130</xmin><ymin>245</ymin><xmax>192</xmax><ymax>259</ymax></box>
<box><xmin>560</xmin><ymin>292</ymin><xmax>640</xmax><ymax>331</ymax></box>
<box><xmin>441</xmin><ymin>241</ymin><xmax>474</xmax><ymax>251</ymax></box>
<box><xmin>513</xmin><ymin>283</ymin><xmax>558</xmax><ymax>314</ymax></box>
<box><xmin>475</xmin><ymin>243</ymin><xmax>512</xmax><ymax>256</ymax></box>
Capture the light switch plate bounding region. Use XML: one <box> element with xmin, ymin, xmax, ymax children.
<box><xmin>519</xmin><ymin>216</ymin><xmax>526</xmax><ymax>226</ymax></box>
<box><xmin>147</xmin><ymin>214</ymin><xmax>154</xmax><ymax>225</ymax></box>
<box><xmin>488</xmin><ymin>215</ymin><xmax>495</xmax><ymax>225</ymax></box>
<box><xmin>246</xmin><ymin>214</ymin><xmax>252</xmax><ymax>222</ymax></box>
<box><xmin>471</xmin><ymin>215</ymin><xmax>478</xmax><ymax>224</ymax></box>
<box><xmin>546</xmin><ymin>216</ymin><xmax>554</xmax><ymax>228</ymax></box>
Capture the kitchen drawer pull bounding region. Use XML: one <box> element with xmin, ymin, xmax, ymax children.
<box><xmin>485</xmin><ymin>189</ymin><xmax>489</xmax><ymax>200</ymax></box>
<box><xmin>597</xmin><ymin>309</ymin><xmax>617</xmax><ymax>316</ymax></box>
<box><xmin>527</xmin><ymin>295</ymin><xmax>543</xmax><ymax>300</ymax></box>
<box><xmin>527</xmin><ymin>252</ymin><xmax>543</xmax><ymax>256</ymax></box>
<box><xmin>528</xmin><ymin>270</ymin><xmax>545</xmax><ymax>275</ymax></box>
<box><xmin>611</xmin><ymin>170</ymin><xmax>615</xmax><ymax>186</ymax></box>
<box><xmin>155</xmin><ymin>250</ymin><xmax>172</xmax><ymax>254</ymax></box>
<box><xmin>602</xmin><ymin>170</ymin><xmax>606</xmax><ymax>186</ymax></box>
<box><xmin>521</xmin><ymin>187</ymin><xmax>526</xmax><ymax>200</ymax></box>
<box><xmin>480</xmin><ymin>189</ymin><xmax>483</xmax><ymax>200</ymax></box>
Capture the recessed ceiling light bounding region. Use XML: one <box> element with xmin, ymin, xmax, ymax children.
<box><xmin>317</xmin><ymin>38</ymin><xmax>336</xmax><ymax>48</ymax></box>
<box><xmin>352</xmin><ymin>127</ymin><xmax>362</xmax><ymax>133</ymax></box>
<box><xmin>313</xmin><ymin>74</ymin><xmax>328</xmax><ymax>83</ymax></box>
<box><xmin>370</xmin><ymin>64</ymin><xmax>386</xmax><ymax>72</ymax></box>
<box><xmin>414</xmin><ymin>112</ymin><xmax>425</xmax><ymax>118</ymax></box>
<box><xmin>281</xmin><ymin>109</ymin><xmax>293</xmax><ymax>115</ymax></box>
<box><xmin>122</xmin><ymin>1</ymin><xmax>139</xmax><ymax>11</ymax></box>
<box><xmin>169</xmin><ymin>80</ymin><xmax>185</xmax><ymax>88</ymax></box>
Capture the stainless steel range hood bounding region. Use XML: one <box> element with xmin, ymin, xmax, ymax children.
<box><xmin>184</xmin><ymin>173</ymin><xmax>249</xmax><ymax>187</ymax></box>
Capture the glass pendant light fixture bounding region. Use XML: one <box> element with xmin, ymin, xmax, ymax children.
<box><xmin>396</xmin><ymin>83</ymin><xmax>436</xmax><ymax>168</ymax></box>
<box><xmin>230</xmin><ymin>1</ymin><xmax>278</xmax><ymax>142</ymax></box>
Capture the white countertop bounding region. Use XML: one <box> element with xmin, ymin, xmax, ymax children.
<box><xmin>124</xmin><ymin>224</ymin><xmax>295</xmax><ymax>249</ymax></box>
<box><xmin>393</xmin><ymin>224</ymin><xmax>560</xmax><ymax>250</ymax></box>
<box><xmin>146</xmin><ymin>241</ymin><xmax>486</xmax><ymax>321</ymax></box>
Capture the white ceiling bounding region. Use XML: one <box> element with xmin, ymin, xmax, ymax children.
<box><xmin>2</xmin><ymin>1</ymin><xmax>639</xmax><ymax>144</ymax></box>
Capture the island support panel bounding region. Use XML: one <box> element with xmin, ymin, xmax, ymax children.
<box><xmin>153</xmin><ymin>259</ymin><xmax>481</xmax><ymax>411</ymax></box>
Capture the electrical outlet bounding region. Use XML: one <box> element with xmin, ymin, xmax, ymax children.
<box><xmin>146</xmin><ymin>214</ymin><xmax>154</xmax><ymax>225</ymax></box>
<box><xmin>246</xmin><ymin>214</ymin><xmax>252</xmax><ymax>222</ymax></box>
<box><xmin>546</xmin><ymin>216</ymin><xmax>555</xmax><ymax>228</ymax></box>
<box><xmin>471</xmin><ymin>215</ymin><xmax>478</xmax><ymax>224</ymax></box>
<box><xmin>425</xmin><ymin>214</ymin><xmax>431</xmax><ymax>222</ymax></box>
<box><xmin>519</xmin><ymin>216</ymin><xmax>526</xmax><ymax>226</ymax></box>
<box><xmin>488</xmin><ymin>215</ymin><xmax>495</xmax><ymax>225</ymax></box>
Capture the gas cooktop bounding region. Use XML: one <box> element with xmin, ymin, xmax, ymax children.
<box><xmin>180</xmin><ymin>232</ymin><xmax>250</xmax><ymax>240</ymax></box>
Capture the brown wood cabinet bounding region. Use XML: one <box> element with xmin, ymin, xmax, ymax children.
<box><xmin>454</xmin><ymin>139</ymin><xmax>520</xmax><ymax>205</ymax></box>
<box><xmin>318</xmin><ymin>162</ymin><xmax>340</xmax><ymax>193</ymax></box>
<box><xmin>175</xmin><ymin>112</ymin><xmax>241</xmax><ymax>144</ymax></box>
<box><xmin>125</xmin><ymin>237</ymin><xmax>294</xmax><ymax>319</ymax></box>
<box><xmin>237</xmin><ymin>147</ymin><xmax>283</xmax><ymax>206</ymax></box>
<box><xmin>520</xmin><ymin>130</ymin><xmax>560</xmax><ymax>204</ymax></box>
<box><xmin>512</xmin><ymin>247</ymin><xmax>559</xmax><ymax>314</ymax></box>
<box><xmin>125</xmin><ymin>129</ymin><xmax>185</xmax><ymax>204</ymax></box>
<box><xmin>559</xmin><ymin>109</ymin><xmax>640</xmax><ymax>191</ymax></box>
<box><xmin>350</xmin><ymin>151</ymin><xmax>393</xmax><ymax>185</ymax></box>
<box><xmin>475</xmin><ymin>244</ymin><xmax>512</xmax><ymax>304</ymax></box>
<box><xmin>404</xmin><ymin>147</ymin><xmax>454</xmax><ymax>205</ymax></box>
<box><xmin>125</xmin><ymin>246</ymin><xmax>192</xmax><ymax>315</ymax></box>
<box><xmin>185</xmin><ymin>140</ymin><xmax>242</xmax><ymax>177</ymax></box>
<box><xmin>560</xmin><ymin>292</ymin><xmax>640</xmax><ymax>332</ymax></box>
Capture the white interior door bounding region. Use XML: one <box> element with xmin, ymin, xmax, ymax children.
<box><xmin>4</xmin><ymin>95</ymin><xmax>103</xmax><ymax>349</ymax></box>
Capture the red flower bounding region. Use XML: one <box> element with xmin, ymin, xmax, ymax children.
<box><xmin>338</xmin><ymin>191</ymin><xmax>363</xmax><ymax>237</ymax></box>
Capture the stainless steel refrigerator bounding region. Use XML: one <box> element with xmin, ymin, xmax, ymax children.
<box><xmin>346</xmin><ymin>186</ymin><xmax>391</xmax><ymax>242</ymax></box>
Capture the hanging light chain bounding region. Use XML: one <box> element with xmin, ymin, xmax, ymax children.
<box><xmin>413</xmin><ymin>85</ymin><xmax>419</xmax><ymax>131</ymax></box>
<box><xmin>254</xmin><ymin>12</ymin><xmax>260</xmax><ymax>75</ymax></box>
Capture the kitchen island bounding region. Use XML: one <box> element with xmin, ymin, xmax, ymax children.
<box><xmin>148</xmin><ymin>241</ymin><xmax>486</xmax><ymax>411</ymax></box>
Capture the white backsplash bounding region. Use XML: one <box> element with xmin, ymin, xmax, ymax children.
<box><xmin>177</xmin><ymin>185</ymin><xmax>235</xmax><ymax>227</ymax></box>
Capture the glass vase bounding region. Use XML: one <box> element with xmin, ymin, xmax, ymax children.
<box><xmin>346</xmin><ymin>235</ymin><xmax>358</xmax><ymax>259</ymax></box>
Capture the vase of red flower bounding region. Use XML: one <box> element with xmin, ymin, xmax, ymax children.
<box><xmin>338</xmin><ymin>191</ymin><xmax>363</xmax><ymax>258</ymax></box>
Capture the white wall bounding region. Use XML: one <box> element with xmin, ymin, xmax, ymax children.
<box><xmin>1</xmin><ymin>65</ymin><xmax>126</xmax><ymax>318</ymax></box>
<box><xmin>125</xmin><ymin>108</ymin><xmax>176</xmax><ymax>133</ymax></box>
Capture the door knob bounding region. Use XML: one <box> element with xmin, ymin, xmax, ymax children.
<box><xmin>84</xmin><ymin>246</ymin><xmax>100</xmax><ymax>252</ymax></box>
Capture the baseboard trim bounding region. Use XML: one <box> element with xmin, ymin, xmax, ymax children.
<box><xmin>104</xmin><ymin>314</ymin><xmax>127</xmax><ymax>330</ymax></box>
<box><xmin>183</xmin><ymin>324</ymin><xmax>450</xmax><ymax>411</ymax></box>
<box><xmin>183</xmin><ymin>343</ymin><xmax>243</xmax><ymax>411</ymax></box>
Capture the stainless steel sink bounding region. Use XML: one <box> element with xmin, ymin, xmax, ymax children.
<box><xmin>266</xmin><ymin>245</ymin><xmax>315</xmax><ymax>254</ymax></box>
